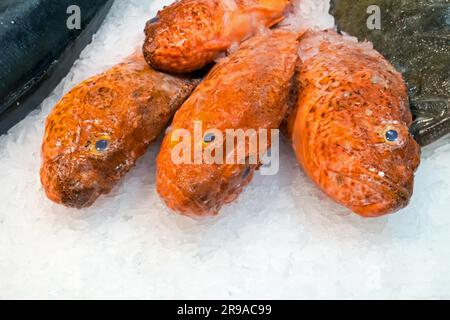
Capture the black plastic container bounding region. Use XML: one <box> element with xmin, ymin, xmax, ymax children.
<box><xmin>0</xmin><ymin>0</ymin><xmax>114</xmax><ymax>135</ymax></box>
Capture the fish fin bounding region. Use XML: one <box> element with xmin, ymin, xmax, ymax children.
<box><xmin>241</xmin><ymin>2</ymin><xmax>289</xmax><ymax>27</ymax></box>
<box><xmin>202</xmin><ymin>39</ymin><xmax>232</xmax><ymax>52</ymax></box>
<box><xmin>221</xmin><ymin>0</ymin><xmax>289</xmax><ymax>41</ymax></box>
<box><xmin>246</xmin><ymin>0</ymin><xmax>291</xmax><ymax>14</ymax></box>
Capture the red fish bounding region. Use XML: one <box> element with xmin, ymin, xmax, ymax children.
<box><xmin>156</xmin><ymin>30</ymin><xmax>299</xmax><ymax>216</ymax></box>
<box><xmin>143</xmin><ymin>0</ymin><xmax>291</xmax><ymax>74</ymax></box>
<box><xmin>288</xmin><ymin>30</ymin><xmax>421</xmax><ymax>217</ymax></box>
<box><xmin>40</xmin><ymin>52</ymin><xmax>197</xmax><ymax>208</ymax></box>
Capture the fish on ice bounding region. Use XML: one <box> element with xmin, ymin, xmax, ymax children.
<box><xmin>40</xmin><ymin>52</ymin><xmax>198</xmax><ymax>208</ymax></box>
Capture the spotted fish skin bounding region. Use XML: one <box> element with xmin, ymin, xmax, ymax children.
<box><xmin>330</xmin><ymin>0</ymin><xmax>450</xmax><ymax>146</ymax></box>
<box><xmin>40</xmin><ymin>53</ymin><xmax>198</xmax><ymax>208</ymax></box>
<box><xmin>143</xmin><ymin>0</ymin><xmax>290</xmax><ymax>74</ymax></box>
<box><xmin>288</xmin><ymin>30</ymin><xmax>420</xmax><ymax>217</ymax></box>
<box><xmin>156</xmin><ymin>30</ymin><xmax>300</xmax><ymax>216</ymax></box>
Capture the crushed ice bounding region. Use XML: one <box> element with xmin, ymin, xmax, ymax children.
<box><xmin>0</xmin><ymin>0</ymin><xmax>449</xmax><ymax>299</ymax></box>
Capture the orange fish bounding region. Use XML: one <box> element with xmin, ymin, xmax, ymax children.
<box><xmin>143</xmin><ymin>0</ymin><xmax>291</xmax><ymax>74</ymax></box>
<box><xmin>40</xmin><ymin>52</ymin><xmax>198</xmax><ymax>208</ymax></box>
<box><xmin>156</xmin><ymin>30</ymin><xmax>299</xmax><ymax>216</ymax></box>
<box><xmin>288</xmin><ymin>30</ymin><xmax>421</xmax><ymax>217</ymax></box>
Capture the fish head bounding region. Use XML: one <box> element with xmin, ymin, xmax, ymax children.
<box><xmin>313</xmin><ymin>100</ymin><xmax>421</xmax><ymax>217</ymax></box>
<box><xmin>156</xmin><ymin>124</ymin><xmax>257</xmax><ymax>217</ymax></box>
<box><xmin>40</xmin><ymin>96</ymin><xmax>133</xmax><ymax>208</ymax></box>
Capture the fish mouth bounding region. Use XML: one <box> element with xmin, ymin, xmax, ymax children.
<box><xmin>59</xmin><ymin>186</ymin><xmax>99</xmax><ymax>209</ymax></box>
<box><xmin>51</xmin><ymin>175</ymin><xmax>103</xmax><ymax>209</ymax></box>
<box><xmin>338</xmin><ymin>170</ymin><xmax>412</xmax><ymax>217</ymax></box>
<box><xmin>41</xmin><ymin>160</ymin><xmax>104</xmax><ymax>209</ymax></box>
<box><xmin>156</xmin><ymin>163</ymin><xmax>253</xmax><ymax>217</ymax></box>
<box><xmin>157</xmin><ymin>170</ymin><xmax>220</xmax><ymax>217</ymax></box>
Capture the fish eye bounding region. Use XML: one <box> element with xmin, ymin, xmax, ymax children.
<box><xmin>379</xmin><ymin>125</ymin><xmax>405</xmax><ymax>147</ymax></box>
<box><xmin>95</xmin><ymin>139</ymin><xmax>109</xmax><ymax>152</ymax></box>
<box><xmin>385</xmin><ymin>129</ymin><xmax>399</xmax><ymax>142</ymax></box>
<box><xmin>90</xmin><ymin>136</ymin><xmax>111</xmax><ymax>155</ymax></box>
<box><xmin>203</xmin><ymin>132</ymin><xmax>216</xmax><ymax>143</ymax></box>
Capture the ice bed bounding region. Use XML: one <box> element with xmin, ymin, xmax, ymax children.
<box><xmin>1</xmin><ymin>0</ymin><xmax>450</xmax><ymax>299</ymax></box>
